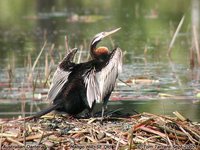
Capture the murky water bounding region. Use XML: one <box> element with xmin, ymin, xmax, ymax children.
<box><xmin>0</xmin><ymin>0</ymin><xmax>200</xmax><ymax>121</ymax></box>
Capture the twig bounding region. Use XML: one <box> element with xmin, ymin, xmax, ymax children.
<box><xmin>87</xmin><ymin>118</ymin><xmax>98</xmax><ymax>124</ymax></box>
<box><xmin>18</xmin><ymin>132</ymin><xmax>53</xmax><ymax>142</ymax></box>
<box><xmin>85</xmin><ymin>136</ymin><xmax>98</xmax><ymax>143</ymax></box>
<box><xmin>37</xmin><ymin>131</ymin><xmax>45</xmax><ymax>145</ymax></box>
<box><xmin>163</xmin><ymin>124</ymin><xmax>173</xmax><ymax>148</ymax></box>
<box><xmin>139</xmin><ymin>126</ymin><xmax>167</xmax><ymax>138</ymax></box>
<box><xmin>173</xmin><ymin>111</ymin><xmax>187</xmax><ymax>121</ymax></box>
<box><xmin>71</xmin><ymin>131</ymin><xmax>86</xmax><ymax>138</ymax></box>
<box><xmin>6</xmin><ymin>137</ymin><xmax>24</xmax><ymax>146</ymax></box>
<box><xmin>155</xmin><ymin>124</ymin><xmax>187</xmax><ymax>137</ymax></box>
<box><xmin>178</xmin><ymin>126</ymin><xmax>198</xmax><ymax>144</ymax></box>
<box><xmin>118</xmin><ymin>78</ymin><xmax>131</xmax><ymax>87</ymax></box>
<box><xmin>132</xmin><ymin>118</ymin><xmax>154</xmax><ymax>131</ymax></box>
<box><xmin>128</xmin><ymin>130</ymin><xmax>133</xmax><ymax>150</ymax></box>
<box><xmin>0</xmin><ymin>133</ymin><xmax>18</xmax><ymax>138</ymax></box>
<box><xmin>104</xmin><ymin>131</ymin><xmax>127</xmax><ymax>145</ymax></box>
<box><xmin>115</xmin><ymin>134</ymin><xmax>122</xmax><ymax>150</ymax></box>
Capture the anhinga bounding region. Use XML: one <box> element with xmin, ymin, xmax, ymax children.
<box><xmin>34</xmin><ymin>28</ymin><xmax>122</xmax><ymax>119</ymax></box>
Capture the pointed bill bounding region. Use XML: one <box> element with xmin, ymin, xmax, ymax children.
<box><xmin>103</xmin><ymin>27</ymin><xmax>121</xmax><ymax>38</ymax></box>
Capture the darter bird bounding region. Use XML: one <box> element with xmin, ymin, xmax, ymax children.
<box><xmin>34</xmin><ymin>28</ymin><xmax>123</xmax><ymax>119</ymax></box>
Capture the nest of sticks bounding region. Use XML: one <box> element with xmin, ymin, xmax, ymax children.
<box><xmin>0</xmin><ymin>112</ymin><xmax>200</xmax><ymax>149</ymax></box>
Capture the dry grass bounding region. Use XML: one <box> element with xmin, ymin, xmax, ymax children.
<box><xmin>0</xmin><ymin>112</ymin><xmax>199</xmax><ymax>149</ymax></box>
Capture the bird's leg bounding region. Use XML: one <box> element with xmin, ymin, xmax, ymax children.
<box><xmin>101</xmin><ymin>103</ymin><xmax>107</xmax><ymax>122</ymax></box>
<box><xmin>101</xmin><ymin>106</ymin><xmax>104</xmax><ymax>118</ymax></box>
<box><xmin>89</xmin><ymin>101</ymin><xmax>96</xmax><ymax>118</ymax></box>
<box><xmin>89</xmin><ymin>109</ymin><xmax>94</xmax><ymax>118</ymax></box>
<box><xmin>101</xmin><ymin>94</ymin><xmax>110</xmax><ymax>122</ymax></box>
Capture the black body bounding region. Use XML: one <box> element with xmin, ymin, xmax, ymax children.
<box><xmin>33</xmin><ymin>28</ymin><xmax>122</xmax><ymax>118</ymax></box>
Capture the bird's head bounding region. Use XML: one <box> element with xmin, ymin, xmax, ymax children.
<box><xmin>90</xmin><ymin>28</ymin><xmax>121</xmax><ymax>60</ymax></box>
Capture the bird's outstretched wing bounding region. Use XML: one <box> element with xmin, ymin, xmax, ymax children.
<box><xmin>47</xmin><ymin>48</ymin><xmax>78</xmax><ymax>101</ymax></box>
<box><xmin>84</xmin><ymin>68</ymin><xmax>100</xmax><ymax>108</ymax></box>
<box><xmin>84</xmin><ymin>48</ymin><xmax>123</xmax><ymax>108</ymax></box>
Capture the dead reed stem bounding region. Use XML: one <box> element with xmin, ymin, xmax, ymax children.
<box><xmin>6</xmin><ymin>64</ymin><xmax>13</xmax><ymax>89</ymax></box>
<box><xmin>45</xmin><ymin>53</ymin><xmax>49</xmax><ymax>83</ymax></box>
<box><xmin>192</xmin><ymin>25</ymin><xmax>200</xmax><ymax>67</ymax></box>
<box><xmin>190</xmin><ymin>46</ymin><xmax>195</xmax><ymax>69</ymax></box>
<box><xmin>65</xmin><ymin>35</ymin><xmax>69</xmax><ymax>53</ymax></box>
<box><xmin>49</xmin><ymin>44</ymin><xmax>55</xmax><ymax>66</ymax></box>
<box><xmin>77</xmin><ymin>46</ymin><xmax>83</xmax><ymax>63</ymax></box>
<box><xmin>28</xmin><ymin>41</ymin><xmax>47</xmax><ymax>82</ymax></box>
<box><xmin>32</xmin><ymin>41</ymin><xmax>47</xmax><ymax>73</ymax></box>
<box><xmin>167</xmin><ymin>15</ymin><xmax>185</xmax><ymax>56</ymax></box>
<box><xmin>7</xmin><ymin>137</ymin><xmax>24</xmax><ymax>146</ymax></box>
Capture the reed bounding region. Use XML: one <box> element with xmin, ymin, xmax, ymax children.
<box><xmin>192</xmin><ymin>25</ymin><xmax>200</xmax><ymax>67</ymax></box>
<box><xmin>43</xmin><ymin>43</ymin><xmax>55</xmax><ymax>88</ymax></box>
<box><xmin>28</xmin><ymin>41</ymin><xmax>47</xmax><ymax>82</ymax></box>
<box><xmin>27</xmin><ymin>53</ymin><xmax>32</xmax><ymax>71</ymax></box>
<box><xmin>77</xmin><ymin>45</ymin><xmax>83</xmax><ymax>63</ymax></box>
<box><xmin>6</xmin><ymin>64</ymin><xmax>13</xmax><ymax>89</ymax></box>
<box><xmin>49</xmin><ymin>44</ymin><xmax>55</xmax><ymax>66</ymax></box>
<box><xmin>31</xmin><ymin>41</ymin><xmax>47</xmax><ymax>71</ymax></box>
<box><xmin>65</xmin><ymin>35</ymin><xmax>69</xmax><ymax>53</ymax></box>
<box><xmin>167</xmin><ymin>15</ymin><xmax>185</xmax><ymax>56</ymax></box>
<box><xmin>43</xmin><ymin>53</ymin><xmax>51</xmax><ymax>88</ymax></box>
<box><xmin>190</xmin><ymin>46</ymin><xmax>195</xmax><ymax>69</ymax></box>
<box><xmin>44</xmin><ymin>53</ymin><xmax>49</xmax><ymax>84</ymax></box>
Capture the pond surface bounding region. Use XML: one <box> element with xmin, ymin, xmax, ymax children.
<box><xmin>0</xmin><ymin>0</ymin><xmax>200</xmax><ymax>121</ymax></box>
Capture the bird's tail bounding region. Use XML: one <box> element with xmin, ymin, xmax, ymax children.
<box><xmin>33</xmin><ymin>104</ymin><xmax>60</xmax><ymax>118</ymax></box>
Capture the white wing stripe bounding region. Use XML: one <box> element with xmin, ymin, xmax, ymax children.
<box><xmin>84</xmin><ymin>48</ymin><xmax>123</xmax><ymax>107</ymax></box>
<box><xmin>84</xmin><ymin>69</ymin><xmax>100</xmax><ymax>108</ymax></box>
<box><xmin>48</xmin><ymin>67</ymin><xmax>71</xmax><ymax>101</ymax></box>
<box><xmin>97</xmin><ymin>48</ymin><xmax>122</xmax><ymax>101</ymax></box>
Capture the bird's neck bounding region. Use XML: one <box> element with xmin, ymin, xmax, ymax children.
<box><xmin>90</xmin><ymin>41</ymin><xmax>98</xmax><ymax>59</ymax></box>
<box><xmin>95</xmin><ymin>46</ymin><xmax>109</xmax><ymax>56</ymax></box>
<box><xmin>91</xmin><ymin>46</ymin><xmax>109</xmax><ymax>61</ymax></box>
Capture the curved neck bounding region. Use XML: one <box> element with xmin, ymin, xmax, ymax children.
<box><xmin>90</xmin><ymin>40</ymin><xmax>99</xmax><ymax>59</ymax></box>
<box><xmin>90</xmin><ymin>39</ymin><xmax>110</xmax><ymax>61</ymax></box>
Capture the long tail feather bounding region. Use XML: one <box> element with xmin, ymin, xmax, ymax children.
<box><xmin>33</xmin><ymin>104</ymin><xmax>60</xmax><ymax>118</ymax></box>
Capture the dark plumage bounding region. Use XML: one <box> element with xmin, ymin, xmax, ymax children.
<box><xmin>34</xmin><ymin>28</ymin><xmax>122</xmax><ymax>118</ymax></box>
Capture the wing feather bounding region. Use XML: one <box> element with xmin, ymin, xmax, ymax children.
<box><xmin>96</xmin><ymin>48</ymin><xmax>122</xmax><ymax>102</ymax></box>
<box><xmin>47</xmin><ymin>48</ymin><xmax>78</xmax><ymax>101</ymax></box>
<box><xmin>84</xmin><ymin>69</ymin><xmax>100</xmax><ymax>108</ymax></box>
<box><xmin>84</xmin><ymin>48</ymin><xmax>123</xmax><ymax>108</ymax></box>
<box><xmin>47</xmin><ymin>67</ymin><xmax>71</xmax><ymax>101</ymax></box>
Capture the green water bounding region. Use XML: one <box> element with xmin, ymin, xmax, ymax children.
<box><xmin>0</xmin><ymin>0</ymin><xmax>192</xmax><ymax>66</ymax></box>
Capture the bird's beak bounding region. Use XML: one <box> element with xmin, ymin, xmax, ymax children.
<box><xmin>103</xmin><ymin>27</ymin><xmax>121</xmax><ymax>38</ymax></box>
